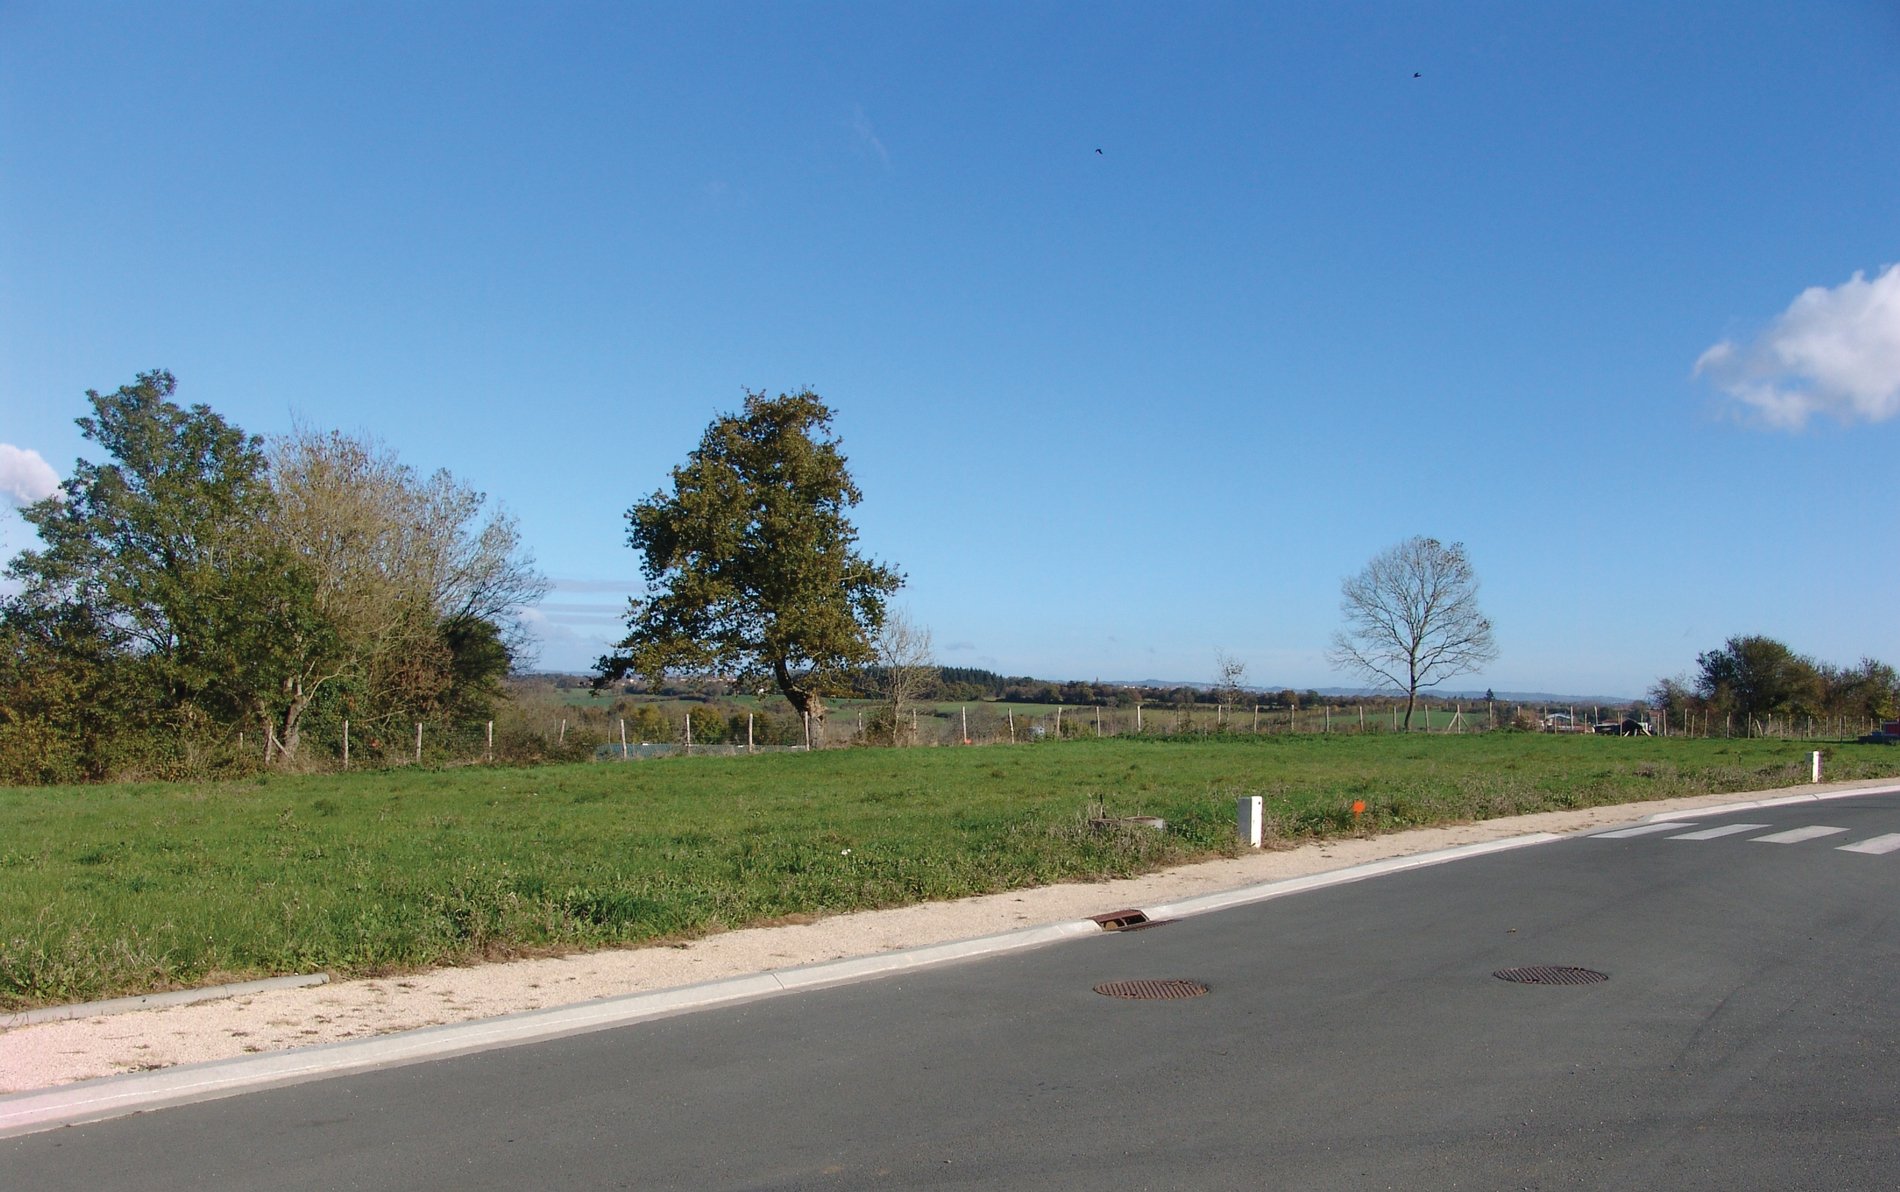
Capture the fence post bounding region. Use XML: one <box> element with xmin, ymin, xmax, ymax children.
<box><xmin>961</xmin><ymin>705</ymin><xmax>969</xmax><ymax>743</ymax></box>
<box><xmin>343</xmin><ymin>719</ymin><xmax>350</xmax><ymax>770</ymax></box>
<box><xmin>559</xmin><ymin>718</ymin><xmax>566</xmax><ymax>745</ymax></box>
<box><xmin>1008</xmin><ymin>710</ymin><xmax>1016</xmax><ymax>743</ymax></box>
<box><xmin>415</xmin><ymin>722</ymin><xmax>423</xmax><ymax>764</ymax></box>
<box><xmin>620</xmin><ymin>718</ymin><xmax>628</xmax><ymax>759</ymax></box>
<box><xmin>685</xmin><ymin>713</ymin><xmax>693</xmax><ymax>749</ymax></box>
<box><xmin>486</xmin><ymin>719</ymin><xmax>493</xmax><ymax>762</ymax></box>
<box><xmin>747</xmin><ymin>712</ymin><xmax>754</xmax><ymax>751</ymax></box>
<box><xmin>1811</xmin><ymin>750</ymin><xmax>1823</xmax><ymax>783</ymax></box>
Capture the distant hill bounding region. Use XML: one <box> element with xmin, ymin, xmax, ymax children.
<box><xmin>530</xmin><ymin>669</ymin><xmax>1635</xmax><ymax>708</ymax></box>
<box><xmin>1106</xmin><ymin>681</ymin><xmax>1637</xmax><ymax>705</ymax></box>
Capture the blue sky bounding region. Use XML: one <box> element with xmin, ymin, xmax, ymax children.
<box><xmin>3</xmin><ymin>2</ymin><xmax>1896</xmax><ymax>698</ymax></box>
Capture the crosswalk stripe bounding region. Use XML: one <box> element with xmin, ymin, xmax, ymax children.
<box><xmin>1669</xmin><ymin>824</ymin><xmax>1770</xmax><ymax>840</ymax></box>
<box><xmin>1750</xmin><ymin>826</ymin><xmax>1850</xmax><ymax>844</ymax></box>
<box><xmin>1838</xmin><ymin>834</ymin><xmax>1900</xmax><ymax>855</ymax></box>
<box><xmin>1593</xmin><ymin>822</ymin><xmax>1697</xmax><ymax>838</ymax></box>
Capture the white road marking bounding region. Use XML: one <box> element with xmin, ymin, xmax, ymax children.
<box><xmin>1594</xmin><ymin>822</ymin><xmax>1698</xmax><ymax>838</ymax></box>
<box><xmin>1837</xmin><ymin>833</ymin><xmax>1900</xmax><ymax>855</ymax></box>
<box><xmin>1669</xmin><ymin>824</ymin><xmax>1771</xmax><ymax>840</ymax></box>
<box><xmin>1750</xmin><ymin>826</ymin><xmax>1850</xmax><ymax>844</ymax></box>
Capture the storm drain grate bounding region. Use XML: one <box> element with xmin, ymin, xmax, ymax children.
<box><xmin>1493</xmin><ymin>965</ymin><xmax>1609</xmax><ymax>986</ymax></box>
<box><xmin>1093</xmin><ymin>978</ymin><xmax>1209</xmax><ymax>1000</ymax></box>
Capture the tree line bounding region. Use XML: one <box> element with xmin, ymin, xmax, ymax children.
<box><xmin>1649</xmin><ymin>636</ymin><xmax>1898</xmax><ymax>733</ymax></box>
<box><xmin>7</xmin><ymin>377</ymin><xmax>1891</xmax><ymax>783</ymax></box>
<box><xmin>0</xmin><ymin>372</ymin><xmax>546</xmax><ymax>783</ymax></box>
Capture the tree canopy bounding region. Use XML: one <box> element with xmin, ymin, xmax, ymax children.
<box><xmin>597</xmin><ymin>389</ymin><xmax>902</xmax><ymax>727</ymax></box>
<box><xmin>1653</xmin><ymin>635</ymin><xmax>1896</xmax><ymax>733</ymax></box>
<box><xmin>3</xmin><ymin>372</ymin><xmax>286</xmax><ymax>736</ymax></box>
<box><xmin>1694</xmin><ymin>635</ymin><xmax>1819</xmax><ymax>726</ymax></box>
<box><xmin>1326</xmin><ymin>536</ymin><xmax>1498</xmax><ymax>730</ymax></box>
<box><xmin>0</xmin><ymin>373</ymin><xmax>545</xmax><ymax>781</ymax></box>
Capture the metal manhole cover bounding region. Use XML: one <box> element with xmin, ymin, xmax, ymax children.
<box><xmin>1093</xmin><ymin>978</ymin><xmax>1209</xmax><ymax>1000</ymax></box>
<box><xmin>1493</xmin><ymin>965</ymin><xmax>1608</xmax><ymax>986</ymax></box>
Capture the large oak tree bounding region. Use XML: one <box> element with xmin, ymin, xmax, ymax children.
<box><xmin>598</xmin><ymin>390</ymin><xmax>901</xmax><ymax>731</ymax></box>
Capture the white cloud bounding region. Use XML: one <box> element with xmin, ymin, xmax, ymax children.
<box><xmin>0</xmin><ymin>444</ymin><xmax>60</xmax><ymax>507</ymax></box>
<box><xmin>1696</xmin><ymin>263</ymin><xmax>1900</xmax><ymax>429</ymax></box>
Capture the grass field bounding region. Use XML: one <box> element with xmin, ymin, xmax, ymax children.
<box><xmin>4</xmin><ymin>734</ymin><xmax>1896</xmax><ymax>1010</ymax></box>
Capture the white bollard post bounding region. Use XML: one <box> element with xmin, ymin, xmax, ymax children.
<box><xmin>1238</xmin><ymin>795</ymin><xmax>1264</xmax><ymax>849</ymax></box>
<box><xmin>1811</xmin><ymin>750</ymin><xmax>1823</xmax><ymax>783</ymax></box>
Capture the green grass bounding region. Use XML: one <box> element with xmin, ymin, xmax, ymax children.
<box><xmin>3</xmin><ymin>734</ymin><xmax>1895</xmax><ymax>1010</ymax></box>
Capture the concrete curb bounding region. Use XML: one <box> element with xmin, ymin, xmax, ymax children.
<box><xmin>0</xmin><ymin>974</ymin><xmax>331</xmax><ymax>1031</ymax></box>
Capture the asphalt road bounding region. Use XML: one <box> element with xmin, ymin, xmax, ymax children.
<box><xmin>8</xmin><ymin>792</ymin><xmax>1900</xmax><ymax>1190</ymax></box>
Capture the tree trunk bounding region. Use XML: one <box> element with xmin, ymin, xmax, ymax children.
<box><xmin>773</xmin><ymin>657</ymin><xmax>826</xmax><ymax>733</ymax></box>
<box><xmin>1403</xmin><ymin>690</ymin><xmax>1418</xmax><ymax>731</ymax></box>
<box><xmin>268</xmin><ymin>676</ymin><xmax>318</xmax><ymax>764</ymax></box>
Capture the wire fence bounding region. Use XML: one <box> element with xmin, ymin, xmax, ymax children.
<box><xmin>227</xmin><ymin>700</ymin><xmax>1896</xmax><ymax>774</ymax></box>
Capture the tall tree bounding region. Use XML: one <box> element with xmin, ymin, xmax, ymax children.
<box><xmin>598</xmin><ymin>390</ymin><xmax>902</xmax><ymax>729</ymax></box>
<box><xmin>263</xmin><ymin>427</ymin><xmax>547</xmax><ymax>757</ymax></box>
<box><xmin>3</xmin><ymin>371</ymin><xmax>295</xmax><ymax>732</ymax></box>
<box><xmin>1327</xmin><ymin>536</ymin><xmax>1498</xmax><ymax>730</ymax></box>
<box><xmin>1694</xmin><ymin>635</ymin><xmax>1821</xmax><ymax>730</ymax></box>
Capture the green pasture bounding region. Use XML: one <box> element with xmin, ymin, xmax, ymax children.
<box><xmin>3</xmin><ymin>734</ymin><xmax>1896</xmax><ymax>1009</ymax></box>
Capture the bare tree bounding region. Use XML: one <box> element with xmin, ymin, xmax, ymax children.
<box><xmin>1327</xmin><ymin>536</ymin><xmax>1497</xmax><ymax>731</ymax></box>
<box><xmin>871</xmin><ymin>608</ymin><xmax>934</xmax><ymax>745</ymax></box>
<box><xmin>1214</xmin><ymin>651</ymin><xmax>1248</xmax><ymax>729</ymax></box>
